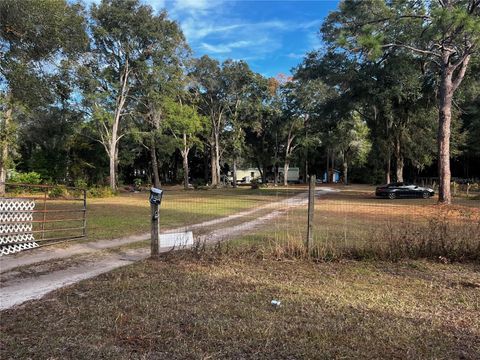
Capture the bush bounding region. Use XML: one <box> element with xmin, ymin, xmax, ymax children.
<box><xmin>87</xmin><ymin>186</ymin><xmax>115</xmax><ymax>198</ymax></box>
<box><xmin>48</xmin><ymin>185</ymin><xmax>68</xmax><ymax>199</ymax></box>
<box><xmin>133</xmin><ymin>178</ymin><xmax>142</xmax><ymax>190</ymax></box>
<box><xmin>74</xmin><ymin>179</ymin><xmax>88</xmax><ymax>189</ymax></box>
<box><xmin>9</xmin><ymin>171</ymin><xmax>42</xmax><ymax>185</ymax></box>
<box><xmin>192</xmin><ymin>178</ymin><xmax>207</xmax><ymax>189</ymax></box>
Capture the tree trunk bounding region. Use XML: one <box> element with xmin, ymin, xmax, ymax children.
<box><xmin>214</xmin><ymin>131</ymin><xmax>221</xmax><ymax>187</ymax></box>
<box><xmin>305</xmin><ymin>159</ymin><xmax>308</xmax><ymax>183</ymax></box>
<box><xmin>107</xmin><ymin>63</ymin><xmax>129</xmax><ymax>192</ymax></box>
<box><xmin>396</xmin><ymin>158</ymin><xmax>404</xmax><ymax>183</ymax></box>
<box><xmin>386</xmin><ymin>154</ymin><xmax>391</xmax><ymax>184</ymax></box>
<box><xmin>0</xmin><ymin>103</ymin><xmax>11</xmax><ymax>195</ymax></box>
<box><xmin>182</xmin><ymin>133</ymin><xmax>189</xmax><ymax>190</ymax></box>
<box><xmin>150</xmin><ymin>140</ymin><xmax>160</xmax><ymax>188</ymax></box>
<box><xmin>210</xmin><ymin>141</ymin><xmax>217</xmax><ymax>186</ymax></box>
<box><xmin>395</xmin><ymin>139</ymin><xmax>404</xmax><ymax>183</ymax></box>
<box><xmin>438</xmin><ymin>70</ymin><xmax>453</xmax><ymax>204</ymax></box>
<box><xmin>331</xmin><ymin>152</ymin><xmax>335</xmax><ymax>182</ymax></box>
<box><xmin>283</xmin><ymin>160</ymin><xmax>290</xmax><ymax>186</ymax></box>
<box><xmin>182</xmin><ymin>153</ymin><xmax>189</xmax><ymax>190</ymax></box>
<box><xmin>203</xmin><ymin>147</ymin><xmax>209</xmax><ymax>183</ymax></box>
<box><xmin>325</xmin><ymin>151</ymin><xmax>330</xmax><ymax>184</ymax></box>
<box><xmin>109</xmin><ymin>148</ymin><xmax>116</xmax><ymax>190</ymax></box>
<box><xmin>343</xmin><ymin>159</ymin><xmax>348</xmax><ymax>185</ymax></box>
<box><xmin>232</xmin><ymin>158</ymin><xmax>237</xmax><ymax>188</ymax></box>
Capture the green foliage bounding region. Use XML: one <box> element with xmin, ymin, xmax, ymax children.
<box><xmin>9</xmin><ymin>171</ymin><xmax>42</xmax><ymax>184</ymax></box>
<box><xmin>48</xmin><ymin>185</ymin><xmax>67</xmax><ymax>199</ymax></box>
<box><xmin>192</xmin><ymin>178</ymin><xmax>207</xmax><ymax>189</ymax></box>
<box><xmin>74</xmin><ymin>178</ymin><xmax>88</xmax><ymax>189</ymax></box>
<box><xmin>335</xmin><ymin>113</ymin><xmax>372</xmax><ymax>166</ymax></box>
<box><xmin>133</xmin><ymin>178</ymin><xmax>142</xmax><ymax>188</ymax></box>
<box><xmin>87</xmin><ymin>186</ymin><xmax>115</xmax><ymax>198</ymax></box>
<box><xmin>163</xmin><ymin>98</ymin><xmax>209</xmax><ymax>151</ymax></box>
<box><xmin>1</xmin><ymin>0</ymin><xmax>479</xmax><ymax>189</ymax></box>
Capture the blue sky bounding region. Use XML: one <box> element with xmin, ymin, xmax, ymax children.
<box><xmin>85</xmin><ymin>0</ymin><xmax>339</xmax><ymax>77</ymax></box>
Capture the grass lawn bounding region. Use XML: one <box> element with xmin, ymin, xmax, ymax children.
<box><xmin>1</xmin><ymin>252</ymin><xmax>479</xmax><ymax>359</ymax></box>
<box><xmin>87</xmin><ymin>187</ymin><xmax>301</xmax><ymax>241</ymax></box>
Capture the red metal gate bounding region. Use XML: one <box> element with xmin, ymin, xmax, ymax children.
<box><xmin>0</xmin><ymin>183</ymin><xmax>87</xmax><ymax>255</ymax></box>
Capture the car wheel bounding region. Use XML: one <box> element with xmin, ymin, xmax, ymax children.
<box><xmin>388</xmin><ymin>192</ymin><xmax>396</xmax><ymax>200</ymax></box>
<box><xmin>422</xmin><ymin>191</ymin><xmax>429</xmax><ymax>199</ymax></box>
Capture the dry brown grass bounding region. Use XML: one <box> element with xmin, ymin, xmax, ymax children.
<box><xmin>231</xmin><ymin>187</ymin><xmax>480</xmax><ymax>262</ymax></box>
<box><xmin>1</xmin><ymin>251</ymin><xmax>479</xmax><ymax>359</ymax></box>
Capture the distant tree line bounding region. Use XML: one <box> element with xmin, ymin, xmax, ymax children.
<box><xmin>1</xmin><ymin>0</ymin><xmax>479</xmax><ymax>204</ymax></box>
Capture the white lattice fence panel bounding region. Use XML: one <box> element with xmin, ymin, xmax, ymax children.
<box><xmin>0</xmin><ymin>198</ymin><xmax>39</xmax><ymax>256</ymax></box>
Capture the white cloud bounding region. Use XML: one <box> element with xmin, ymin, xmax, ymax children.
<box><xmin>161</xmin><ymin>1</ymin><xmax>324</xmax><ymax>68</ymax></box>
<box><xmin>286</xmin><ymin>52</ymin><xmax>304</xmax><ymax>59</ymax></box>
<box><xmin>181</xmin><ymin>19</ymin><xmax>244</xmax><ymax>40</ymax></box>
<box><xmin>171</xmin><ymin>0</ymin><xmax>221</xmax><ymax>11</ymax></box>
<box><xmin>201</xmin><ymin>39</ymin><xmax>267</xmax><ymax>54</ymax></box>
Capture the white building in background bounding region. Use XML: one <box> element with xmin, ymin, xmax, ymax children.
<box><xmin>228</xmin><ymin>167</ymin><xmax>300</xmax><ymax>184</ymax></box>
<box><xmin>278</xmin><ymin>167</ymin><xmax>300</xmax><ymax>183</ymax></box>
<box><xmin>229</xmin><ymin>168</ymin><xmax>261</xmax><ymax>184</ymax></box>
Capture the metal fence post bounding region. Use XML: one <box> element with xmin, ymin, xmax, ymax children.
<box><xmin>306</xmin><ymin>174</ymin><xmax>316</xmax><ymax>254</ymax></box>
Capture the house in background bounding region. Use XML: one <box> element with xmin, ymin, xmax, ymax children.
<box><xmin>229</xmin><ymin>168</ymin><xmax>261</xmax><ymax>184</ymax></box>
<box><xmin>278</xmin><ymin>167</ymin><xmax>300</xmax><ymax>183</ymax></box>
<box><xmin>229</xmin><ymin>167</ymin><xmax>300</xmax><ymax>184</ymax></box>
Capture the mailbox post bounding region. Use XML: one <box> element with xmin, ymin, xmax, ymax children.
<box><xmin>149</xmin><ymin>187</ymin><xmax>163</xmax><ymax>257</ymax></box>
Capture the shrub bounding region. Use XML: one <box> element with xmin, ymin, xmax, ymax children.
<box><xmin>48</xmin><ymin>185</ymin><xmax>68</xmax><ymax>199</ymax></box>
<box><xmin>9</xmin><ymin>171</ymin><xmax>42</xmax><ymax>185</ymax></box>
<box><xmin>74</xmin><ymin>179</ymin><xmax>88</xmax><ymax>189</ymax></box>
<box><xmin>192</xmin><ymin>178</ymin><xmax>207</xmax><ymax>189</ymax></box>
<box><xmin>133</xmin><ymin>178</ymin><xmax>142</xmax><ymax>190</ymax></box>
<box><xmin>87</xmin><ymin>186</ymin><xmax>115</xmax><ymax>198</ymax></box>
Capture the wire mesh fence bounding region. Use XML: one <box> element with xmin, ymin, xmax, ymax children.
<box><xmin>158</xmin><ymin>185</ymin><xmax>306</xmax><ymax>243</ymax></box>
<box><xmin>156</xmin><ymin>183</ymin><xmax>479</xmax><ymax>261</ymax></box>
<box><xmin>1</xmin><ymin>181</ymin><xmax>478</xmax><ymax>261</ymax></box>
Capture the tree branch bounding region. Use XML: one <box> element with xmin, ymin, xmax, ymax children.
<box><xmin>452</xmin><ymin>54</ymin><xmax>471</xmax><ymax>92</ymax></box>
<box><xmin>382</xmin><ymin>43</ymin><xmax>441</xmax><ymax>58</ymax></box>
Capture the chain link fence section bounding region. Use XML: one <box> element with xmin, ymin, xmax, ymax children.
<box><xmin>0</xmin><ymin>198</ymin><xmax>39</xmax><ymax>256</ymax></box>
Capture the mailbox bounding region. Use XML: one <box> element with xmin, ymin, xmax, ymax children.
<box><xmin>149</xmin><ymin>187</ymin><xmax>163</xmax><ymax>205</ymax></box>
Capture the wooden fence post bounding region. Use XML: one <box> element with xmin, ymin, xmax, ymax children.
<box><xmin>306</xmin><ymin>174</ymin><xmax>316</xmax><ymax>254</ymax></box>
<box><xmin>151</xmin><ymin>202</ymin><xmax>160</xmax><ymax>256</ymax></box>
<box><xmin>149</xmin><ymin>188</ymin><xmax>163</xmax><ymax>257</ymax></box>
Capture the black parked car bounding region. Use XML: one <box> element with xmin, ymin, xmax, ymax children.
<box><xmin>375</xmin><ymin>182</ymin><xmax>435</xmax><ymax>199</ymax></box>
